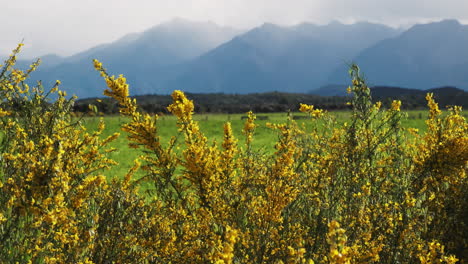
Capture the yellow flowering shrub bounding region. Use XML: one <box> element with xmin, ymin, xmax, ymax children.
<box><xmin>0</xmin><ymin>45</ymin><xmax>118</xmax><ymax>263</ymax></box>
<box><xmin>0</xmin><ymin>47</ymin><xmax>466</xmax><ymax>263</ymax></box>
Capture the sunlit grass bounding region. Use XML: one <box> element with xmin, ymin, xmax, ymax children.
<box><xmin>79</xmin><ymin>110</ymin><xmax>452</xmax><ymax>178</ymax></box>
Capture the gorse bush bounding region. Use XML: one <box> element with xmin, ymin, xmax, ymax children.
<box><xmin>0</xmin><ymin>44</ymin><xmax>466</xmax><ymax>263</ymax></box>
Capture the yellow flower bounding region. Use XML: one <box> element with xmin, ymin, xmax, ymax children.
<box><xmin>93</xmin><ymin>59</ymin><xmax>103</xmax><ymax>70</ymax></box>
<box><xmin>0</xmin><ymin>108</ymin><xmax>11</xmax><ymax>117</ymax></box>
<box><xmin>299</xmin><ymin>103</ymin><xmax>313</xmax><ymax>113</ymax></box>
<box><xmin>391</xmin><ymin>100</ymin><xmax>401</xmax><ymax>111</ymax></box>
<box><xmin>0</xmin><ymin>213</ymin><xmax>6</xmax><ymax>223</ymax></box>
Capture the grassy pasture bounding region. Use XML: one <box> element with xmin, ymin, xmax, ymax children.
<box><xmin>80</xmin><ymin>110</ymin><xmax>443</xmax><ymax>178</ymax></box>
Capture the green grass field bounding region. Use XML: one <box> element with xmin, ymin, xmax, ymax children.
<box><xmin>79</xmin><ymin>110</ymin><xmax>444</xmax><ymax>178</ymax></box>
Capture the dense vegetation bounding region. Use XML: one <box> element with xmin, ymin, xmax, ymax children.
<box><xmin>0</xmin><ymin>45</ymin><xmax>467</xmax><ymax>263</ymax></box>
<box><xmin>73</xmin><ymin>86</ymin><xmax>468</xmax><ymax>115</ymax></box>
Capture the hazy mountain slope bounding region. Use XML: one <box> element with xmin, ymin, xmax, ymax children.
<box><xmin>164</xmin><ymin>24</ymin><xmax>296</xmax><ymax>94</ymax></box>
<box><xmin>9</xmin><ymin>54</ymin><xmax>64</xmax><ymax>72</ymax></box>
<box><xmin>13</xmin><ymin>19</ymin><xmax>468</xmax><ymax>98</ymax></box>
<box><xmin>167</xmin><ymin>21</ymin><xmax>400</xmax><ymax>94</ymax></box>
<box><xmin>327</xmin><ymin>19</ymin><xmax>468</xmax><ymax>90</ymax></box>
<box><xmin>29</xmin><ymin>18</ymin><xmax>240</xmax><ymax>97</ymax></box>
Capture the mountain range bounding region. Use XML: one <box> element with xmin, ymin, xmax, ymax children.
<box><xmin>7</xmin><ymin>18</ymin><xmax>468</xmax><ymax>98</ymax></box>
<box><xmin>327</xmin><ymin>19</ymin><xmax>468</xmax><ymax>90</ymax></box>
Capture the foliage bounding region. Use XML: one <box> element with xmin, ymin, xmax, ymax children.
<box><xmin>73</xmin><ymin>87</ymin><xmax>468</xmax><ymax>115</ymax></box>
<box><xmin>0</xmin><ymin>46</ymin><xmax>466</xmax><ymax>263</ymax></box>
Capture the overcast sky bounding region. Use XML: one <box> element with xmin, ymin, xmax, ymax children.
<box><xmin>2</xmin><ymin>0</ymin><xmax>468</xmax><ymax>58</ymax></box>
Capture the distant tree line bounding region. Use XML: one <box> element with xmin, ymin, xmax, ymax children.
<box><xmin>73</xmin><ymin>87</ymin><xmax>468</xmax><ymax>115</ymax></box>
<box><xmin>73</xmin><ymin>92</ymin><xmax>351</xmax><ymax>114</ymax></box>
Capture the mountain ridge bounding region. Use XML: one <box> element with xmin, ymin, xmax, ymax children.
<box><xmin>327</xmin><ymin>19</ymin><xmax>468</xmax><ymax>90</ymax></box>
<box><xmin>5</xmin><ymin>18</ymin><xmax>468</xmax><ymax>99</ymax></box>
<box><xmin>164</xmin><ymin>20</ymin><xmax>401</xmax><ymax>94</ymax></box>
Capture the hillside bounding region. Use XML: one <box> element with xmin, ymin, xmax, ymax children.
<box><xmin>6</xmin><ymin>19</ymin><xmax>468</xmax><ymax>97</ymax></box>
<box><xmin>27</xmin><ymin>18</ymin><xmax>240</xmax><ymax>97</ymax></box>
<box><xmin>166</xmin><ymin>21</ymin><xmax>400</xmax><ymax>94</ymax></box>
<box><xmin>327</xmin><ymin>19</ymin><xmax>468</xmax><ymax>90</ymax></box>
